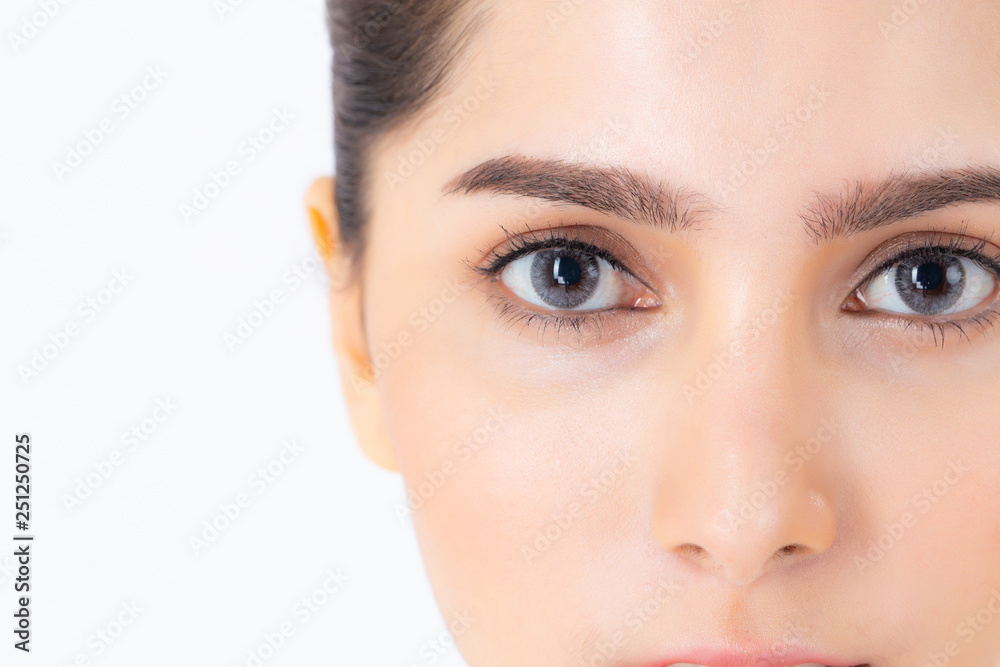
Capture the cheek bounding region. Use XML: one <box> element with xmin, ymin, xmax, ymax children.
<box><xmin>849</xmin><ymin>374</ymin><xmax>1000</xmax><ymax>638</ymax></box>
<box><xmin>377</xmin><ymin>321</ymin><xmax>657</xmax><ymax>652</ymax></box>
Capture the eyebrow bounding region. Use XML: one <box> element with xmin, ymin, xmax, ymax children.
<box><xmin>801</xmin><ymin>166</ymin><xmax>1000</xmax><ymax>242</ymax></box>
<box><xmin>442</xmin><ymin>155</ymin><xmax>1000</xmax><ymax>241</ymax></box>
<box><xmin>441</xmin><ymin>154</ymin><xmax>708</xmax><ymax>231</ymax></box>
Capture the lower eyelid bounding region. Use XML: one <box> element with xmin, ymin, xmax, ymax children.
<box><xmin>483</xmin><ymin>293</ymin><xmax>652</xmax><ymax>344</ymax></box>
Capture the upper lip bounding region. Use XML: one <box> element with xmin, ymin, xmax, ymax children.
<box><xmin>635</xmin><ymin>649</ymin><xmax>868</xmax><ymax>667</ymax></box>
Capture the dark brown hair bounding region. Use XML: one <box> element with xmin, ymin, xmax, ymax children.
<box><xmin>327</xmin><ymin>0</ymin><xmax>491</xmax><ymax>266</ymax></box>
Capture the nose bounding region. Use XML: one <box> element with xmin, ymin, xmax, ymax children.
<box><xmin>652</xmin><ymin>306</ymin><xmax>838</xmax><ymax>585</ymax></box>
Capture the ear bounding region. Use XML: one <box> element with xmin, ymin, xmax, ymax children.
<box><xmin>305</xmin><ymin>176</ymin><xmax>399</xmax><ymax>472</ymax></box>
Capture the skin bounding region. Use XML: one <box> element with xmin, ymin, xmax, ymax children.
<box><xmin>306</xmin><ymin>1</ymin><xmax>1000</xmax><ymax>665</ymax></box>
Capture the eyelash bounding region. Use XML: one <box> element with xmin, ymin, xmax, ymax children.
<box><xmin>470</xmin><ymin>225</ymin><xmax>1000</xmax><ymax>348</ymax></box>
<box><xmin>850</xmin><ymin>229</ymin><xmax>1000</xmax><ymax>348</ymax></box>
<box><xmin>469</xmin><ymin>224</ymin><xmax>640</xmax><ymax>339</ymax></box>
<box><xmin>475</xmin><ymin>224</ymin><xmax>631</xmax><ymax>275</ymax></box>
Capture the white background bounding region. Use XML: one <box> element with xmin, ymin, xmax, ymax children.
<box><xmin>0</xmin><ymin>1</ymin><xmax>465</xmax><ymax>665</ymax></box>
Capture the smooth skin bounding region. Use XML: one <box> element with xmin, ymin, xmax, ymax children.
<box><xmin>307</xmin><ymin>1</ymin><xmax>1000</xmax><ymax>665</ymax></box>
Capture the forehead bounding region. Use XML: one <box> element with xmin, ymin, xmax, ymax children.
<box><xmin>377</xmin><ymin>0</ymin><xmax>1000</xmax><ymax>211</ymax></box>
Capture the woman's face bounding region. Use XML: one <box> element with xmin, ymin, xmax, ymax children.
<box><xmin>323</xmin><ymin>1</ymin><xmax>1000</xmax><ymax>664</ymax></box>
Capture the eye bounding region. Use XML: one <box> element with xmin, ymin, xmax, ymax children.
<box><xmin>499</xmin><ymin>245</ymin><xmax>659</xmax><ymax>312</ymax></box>
<box><xmin>854</xmin><ymin>251</ymin><xmax>998</xmax><ymax>317</ymax></box>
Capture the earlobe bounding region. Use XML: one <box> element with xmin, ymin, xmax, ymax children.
<box><xmin>305</xmin><ymin>176</ymin><xmax>400</xmax><ymax>472</ymax></box>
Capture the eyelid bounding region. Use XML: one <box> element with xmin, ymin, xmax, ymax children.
<box><xmin>475</xmin><ymin>224</ymin><xmax>662</xmax><ymax>294</ymax></box>
<box><xmin>848</xmin><ymin>230</ymin><xmax>1000</xmax><ymax>296</ymax></box>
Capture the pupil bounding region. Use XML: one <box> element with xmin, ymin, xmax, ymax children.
<box><xmin>529</xmin><ymin>248</ymin><xmax>600</xmax><ymax>309</ymax></box>
<box><xmin>911</xmin><ymin>262</ymin><xmax>944</xmax><ymax>293</ymax></box>
<box><xmin>552</xmin><ymin>256</ymin><xmax>582</xmax><ymax>287</ymax></box>
<box><xmin>893</xmin><ymin>254</ymin><xmax>965</xmax><ymax>315</ymax></box>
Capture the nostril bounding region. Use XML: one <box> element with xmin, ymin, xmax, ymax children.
<box><xmin>686</xmin><ymin>544</ymin><xmax>705</xmax><ymax>557</ymax></box>
<box><xmin>774</xmin><ymin>543</ymin><xmax>806</xmax><ymax>560</ymax></box>
<box><xmin>676</xmin><ymin>544</ymin><xmax>725</xmax><ymax>574</ymax></box>
<box><xmin>678</xmin><ymin>544</ymin><xmax>718</xmax><ymax>568</ymax></box>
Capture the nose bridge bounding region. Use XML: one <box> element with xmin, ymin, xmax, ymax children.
<box><xmin>655</xmin><ymin>286</ymin><xmax>838</xmax><ymax>584</ymax></box>
<box><xmin>686</xmin><ymin>280</ymin><xmax>803</xmax><ymax>458</ymax></box>
<box><xmin>682</xmin><ymin>277</ymin><xmax>797</xmax><ymax>396</ymax></box>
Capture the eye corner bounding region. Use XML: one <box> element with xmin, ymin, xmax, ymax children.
<box><xmin>840</xmin><ymin>288</ymin><xmax>867</xmax><ymax>313</ymax></box>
